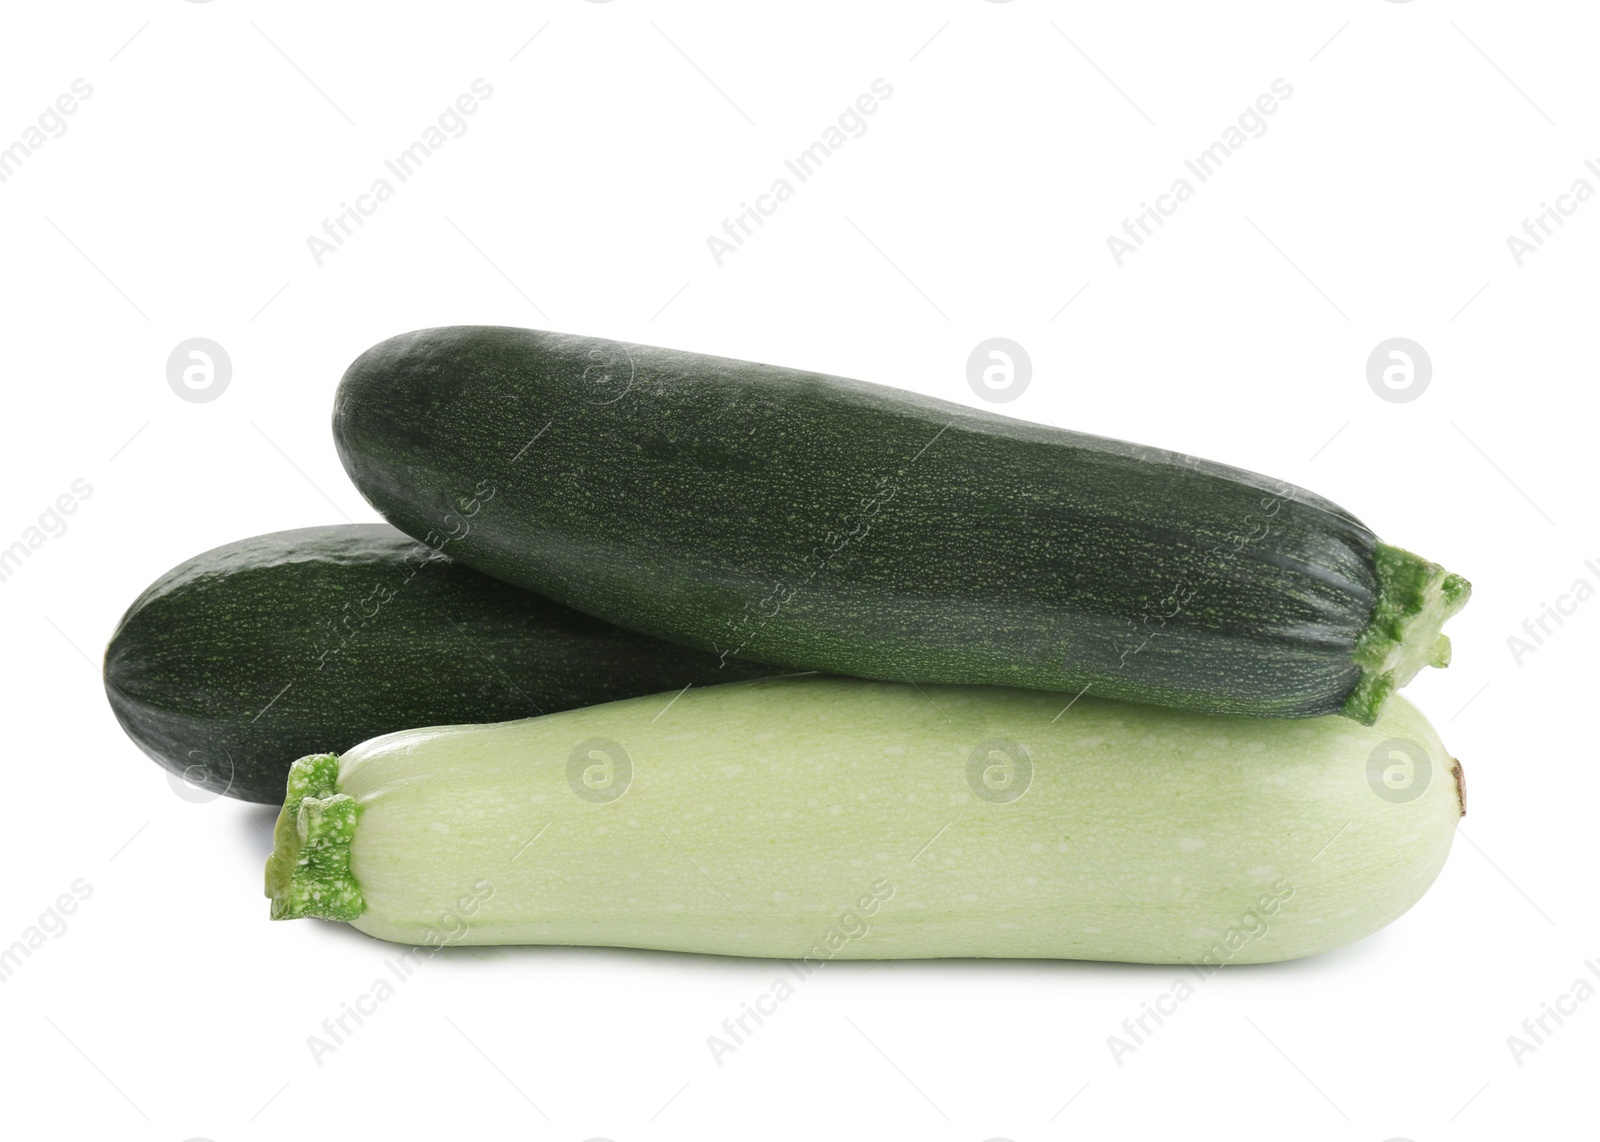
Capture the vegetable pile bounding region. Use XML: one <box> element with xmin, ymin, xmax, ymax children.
<box><xmin>106</xmin><ymin>327</ymin><xmax>1472</xmax><ymax>966</ymax></box>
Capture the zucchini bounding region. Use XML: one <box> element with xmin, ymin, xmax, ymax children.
<box><xmin>332</xmin><ymin>326</ymin><xmax>1469</xmax><ymax>723</ymax></box>
<box><xmin>103</xmin><ymin>524</ymin><xmax>778</xmax><ymax>804</ymax></box>
<box><xmin>266</xmin><ymin>675</ymin><xmax>1462</xmax><ymax>964</ymax></box>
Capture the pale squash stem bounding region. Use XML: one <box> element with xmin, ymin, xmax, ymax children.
<box><xmin>266</xmin><ymin>752</ymin><xmax>365</xmax><ymax>921</ymax></box>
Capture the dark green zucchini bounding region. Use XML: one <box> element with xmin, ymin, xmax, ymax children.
<box><xmin>332</xmin><ymin>327</ymin><xmax>1470</xmax><ymax>723</ymax></box>
<box><xmin>103</xmin><ymin>524</ymin><xmax>781</xmax><ymax>802</ymax></box>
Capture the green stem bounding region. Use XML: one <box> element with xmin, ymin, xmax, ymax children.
<box><xmin>1342</xmin><ymin>543</ymin><xmax>1472</xmax><ymax>724</ymax></box>
<box><xmin>265</xmin><ymin>753</ymin><xmax>366</xmax><ymax>922</ymax></box>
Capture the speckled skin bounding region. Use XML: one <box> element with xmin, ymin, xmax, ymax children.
<box><xmin>334</xmin><ymin>327</ymin><xmax>1388</xmax><ymax>720</ymax></box>
<box><xmin>103</xmin><ymin>525</ymin><xmax>780</xmax><ymax>803</ymax></box>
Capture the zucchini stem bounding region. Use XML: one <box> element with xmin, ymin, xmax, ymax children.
<box><xmin>265</xmin><ymin>753</ymin><xmax>366</xmax><ymax>922</ymax></box>
<box><xmin>1343</xmin><ymin>544</ymin><xmax>1472</xmax><ymax>724</ymax></box>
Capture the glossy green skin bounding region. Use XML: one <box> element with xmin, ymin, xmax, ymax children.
<box><xmin>103</xmin><ymin>525</ymin><xmax>779</xmax><ymax>803</ymax></box>
<box><xmin>334</xmin><ymin>327</ymin><xmax>1383</xmax><ymax>718</ymax></box>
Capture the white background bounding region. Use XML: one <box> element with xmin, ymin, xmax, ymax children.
<box><xmin>0</xmin><ymin>2</ymin><xmax>1593</xmax><ymax>1139</ymax></box>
